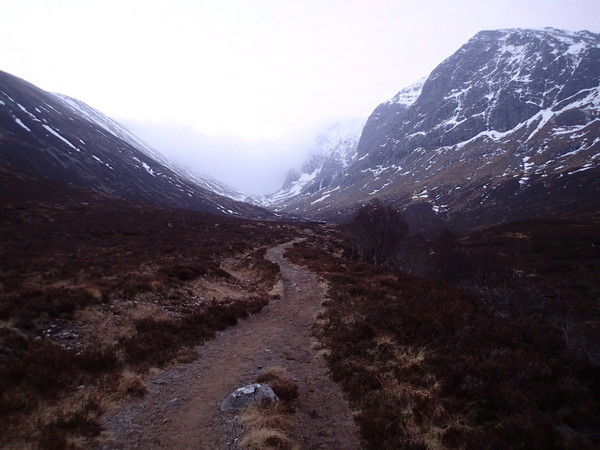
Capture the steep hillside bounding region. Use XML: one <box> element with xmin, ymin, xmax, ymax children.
<box><xmin>0</xmin><ymin>71</ymin><xmax>272</xmax><ymax>219</ymax></box>
<box><xmin>276</xmin><ymin>28</ymin><xmax>600</xmax><ymax>231</ymax></box>
<box><xmin>266</xmin><ymin>118</ymin><xmax>365</xmax><ymax>210</ymax></box>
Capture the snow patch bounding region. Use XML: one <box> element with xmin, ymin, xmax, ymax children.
<box><xmin>522</xmin><ymin>156</ymin><xmax>534</xmax><ymax>172</ymax></box>
<box><xmin>42</xmin><ymin>124</ymin><xmax>80</xmax><ymax>151</ymax></box>
<box><xmin>387</xmin><ymin>78</ymin><xmax>426</xmax><ymax>107</ymax></box>
<box><xmin>369</xmin><ymin>180</ymin><xmax>393</xmax><ymax>195</ymax></box>
<box><xmin>412</xmin><ymin>188</ymin><xmax>429</xmax><ymax>199</ymax></box>
<box><xmin>525</xmin><ymin>109</ymin><xmax>554</xmax><ymax>142</ymax></box>
<box><xmin>311</xmin><ymin>193</ymin><xmax>331</xmax><ymax>205</ymax></box>
<box><xmin>141</xmin><ymin>162</ymin><xmax>158</xmax><ymax>176</ymax></box>
<box><xmin>14</xmin><ymin>117</ymin><xmax>31</xmax><ymax>132</ymax></box>
<box><xmin>566</xmin><ymin>42</ymin><xmax>586</xmax><ymax>55</ymax></box>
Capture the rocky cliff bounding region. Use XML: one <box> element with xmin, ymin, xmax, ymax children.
<box><xmin>275</xmin><ymin>28</ymin><xmax>600</xmax><ymax>231</ymax></box>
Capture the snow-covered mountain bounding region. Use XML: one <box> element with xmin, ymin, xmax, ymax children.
<box><xmin>0</xmin><ymin>70</ymin><xmax>273</xmax><ymax>219</ymax></box>
<box><xmin>183</xmin><ymin>169</ymin><xmax>268</xmax><ymax>207</ymax></box>
<box><xmin>54</xmin><ymin>94</ymin><xmax>265</xmax><ymax>206</ymax></box>
<box><xmin>275</xmin><ymin>28</ymin><xmax>600</xmax><ymax>231</ymax></box>
<box><xmin>266</xmin><ymin>118</ymin><xmax>365</xmax><ymax>208</ymax></box>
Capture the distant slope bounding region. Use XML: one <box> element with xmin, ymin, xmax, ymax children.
<box><xmin>0</xmin><ymin>70</ymin><xmax>273</xmax><ymax>219</ymax></box>
<box><xmin>274</xmin><ymin>28</ymin><xmax>600</xmax><ymax>231</ymax></box>
<box><xmin>266</xmin><ymin>118</ymin><xmax>365</xmax><ymax>212</ymax></box>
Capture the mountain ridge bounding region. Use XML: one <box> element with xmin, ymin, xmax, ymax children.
<box><xmin>273</xmin><ymin>27</ymin><xmax>600</xmax><ymax>232</ymax></box>
<box><xmin>0</xmin><ymin>70</ymin><xmax>273</xmax><ymax>219</ymax></box>
<box><xmin>266</xmin><ymin>118</ymin><xmax>365</xmax><ymax>211</ymax></box>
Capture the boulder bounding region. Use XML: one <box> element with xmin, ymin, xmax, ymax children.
<box><xmin>220</xmin><ymin>383</ymin><xmax>278</xmax><ymax>412</ymax></box>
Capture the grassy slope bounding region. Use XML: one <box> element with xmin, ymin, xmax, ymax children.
<box><xmin>287</xmin><ymin>231</ymin><xmax>600</xmax><ymax>449</ymax></box>
<box><xmin>0</xmin><ymin>165</ymin><xmax>298</xmax><ymax>448</ymax></box>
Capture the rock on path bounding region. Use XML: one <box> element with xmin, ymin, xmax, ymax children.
<box><xmin>101</xmin><ymin>240</ymin><xmax>361</xmax><ymax>449</ymax></box>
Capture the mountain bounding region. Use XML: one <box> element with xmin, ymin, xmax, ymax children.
<box><xmin>177</xmin><ymin>168</ymin><xmax>268</xmax><ymax>207</ymax></box>
<box><xmin>274</xmin><ymin>28</ymin><xmax>600</xmax><ymax>232</ymax></box>
<box><xmin>266</xmin><ymin>118</ymin><xmax>365</xmax><ymax>211</ymax></box>
<box><xmin>0</xmin><ymin>70</ymin><xmax>273</xmax><ymax>219</ymax></box>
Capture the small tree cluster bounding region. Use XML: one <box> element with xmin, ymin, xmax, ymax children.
<box><xmin>347</xmin><ymin>199</ymin><xmax>408</xmax><ymax>265</ymax></box>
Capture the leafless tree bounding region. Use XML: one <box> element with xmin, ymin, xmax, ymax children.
<box><xmin>347</xmin><ymin>199</ymin><xmax>408</xmax><ymax>265</ymax></box>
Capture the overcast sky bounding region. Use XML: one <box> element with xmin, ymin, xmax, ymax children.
<box><xmin>2</xmin><ymin>0</ymin><xmax>599</xmax><ymax>194</ymax></box>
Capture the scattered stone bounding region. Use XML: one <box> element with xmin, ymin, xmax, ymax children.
<box><xmin>167</xmin><ymin>397</ymin><xmax>182</xmax><ymax>407</ymax></box>
<box><xmin>220</xmin><ymin>383</ymin><xmax>278</xmax><ymax>412</ymax></box>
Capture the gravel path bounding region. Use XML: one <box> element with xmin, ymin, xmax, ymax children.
<box><xmin>101</xmin><ymin>240</ymin><xmax>361</xmax><ymax>449</ymax></box>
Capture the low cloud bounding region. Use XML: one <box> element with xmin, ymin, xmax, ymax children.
<box><xmin>122</xmin><ymin>118</ymin><xmax>348</xmax><ymax>196</ymax></box>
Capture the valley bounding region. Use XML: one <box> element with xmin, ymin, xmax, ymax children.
<box><xmin>0</xmin><ymin>25</ymin><xmax>599</xmax><ymax>449</ymax></box>
<box><xmin>101</xmin><ymin>241</ymin><xmax>360</xmax><ymax>449</ymax></box>
<box><xmin>1</xmin><ymin>164</ymin><xmax>597</xmax><ymax>448</ymax></box>
<box><xmin>0</xmin><ymin>165</ymin><xmax>296</xmax><ymax>448</ymax></box>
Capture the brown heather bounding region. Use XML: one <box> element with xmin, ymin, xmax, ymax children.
<box><xmin>0</xmin><ymin>165</ymin><xmax>298</xmax><ymax>448</ymax></box>
<box><xmin>286</xmin><ymin>232</ymin><xmax>600</xmax><ymax>449</ymax></box>
<box><xmin>1</xmin><ymin>164</ymin><xmax>599</xmax><ymax>448</ymax></box>
<box><xmin>239</xmin><ymin>367</ymin><xmax>301</xmax><ymax>450</ymax></box>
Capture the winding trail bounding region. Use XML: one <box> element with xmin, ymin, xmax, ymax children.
<box><xmin>102</xmin><ymin>241</ymin><xmax>361</xmax><ymax>449</ymax></box>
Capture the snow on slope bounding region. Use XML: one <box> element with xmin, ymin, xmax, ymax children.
<box><xmin>183</xmin><ymin>170</ymin><xmax>269</xmax><ymax>206</ymax></box>
<box><xmin>0</xmin><ymin>70</ymin><xmax>273</xmax><ymax>218</ymax></box>
<box><xmin>54</xmin><ymin>94</ymin><xmax>183</xmax><ymax>170</ymax></box>
<box><xmin>266</xmin><ymin>118</ymin><xmax>365</xmax><ymax>206</ymax></box>
<box><xmin>386</xmin><ymin>77</ymin><xmax>426</xmax><ymax>107</ymax></box>
<box><xmin>52</xmin><ymin>93</ymin><xmax>260</xmax><ymax>206</ymax></box>
<box><xmin>272</xmin><ymin>28</ymin><xmax>600</xmax><ymax>228</ymax></box>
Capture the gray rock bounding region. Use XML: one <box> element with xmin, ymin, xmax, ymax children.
<box><xmin>220</xmin><ymin>383</ymin><xmax>278</xmax><ymax>412</ymax></box>
<box><xmin>167</xmin><ymin>397</ymin><xmax>182</xmax><ymax>407</ymax></box>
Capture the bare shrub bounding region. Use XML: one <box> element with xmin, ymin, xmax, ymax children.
<box><xmin>347</xmin><ymin>199</ymin><xmax>408</xmax><ymax>265</ymax></box>
<box><xmin>389</xmin><ymin>236</ymin><xmax>431</xmax><ymax>276</ymax></box>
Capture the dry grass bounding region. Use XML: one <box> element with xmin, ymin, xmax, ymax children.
<box><xmin>118</xmin><ymin>370</ymin><xmax>148</xmax><ymax>398</ymax></box>
<box><xmin>1</xmin><ymin>263</ymin><xmax>282</xmax><ymax>448</ymax></box>
<box><xmin>286</xmin><ymin>236</ymin><xmax>600</xmax><ymax>449</ymax></box>
<box><xmin>1</xmin><ymin>390</ymin><xmax>106</xmax><ymax>450</ymax></box>
<box><xmin>255</xmin><ymin>367</ymin><xmax>299</xmax><ymax>404</ymax></box>
<box><xmin>0</xmin><ymin>168</ymin><xmax>301</xmax><ymax>448</ymax></box>
<box><xmin>268</xmin><ymin>280</ymin><xmax>284</xmax><ymax>299</ymax></box>
<box><xmin>238</xmin><ymin>367</ymin><xmax>300</xmax><ymax>450</ymax></box>
<box><xmin>240</xmin><ymin>426</ymin><xmax>299</xmax><ymax>450</ymax></box>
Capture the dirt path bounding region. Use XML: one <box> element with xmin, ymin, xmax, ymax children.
<box><xmin>102</xmin><ymin>241</ymin><xmax>361</xmax><ymax>449</ymax></box>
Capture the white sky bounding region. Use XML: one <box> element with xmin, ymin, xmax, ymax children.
<box><xmin>2</xmin><ymin>0</ymin><xmax>599</xmax><ymax>194</ymax></box>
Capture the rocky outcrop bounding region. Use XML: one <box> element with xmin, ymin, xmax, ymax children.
<box><xmin>273</xmin><ymin>28</ymin><xmax>600</xmax><ymax>231</ymax></box>
<box><xmin>357</xmin><ymin>28</ymin><xmax>600</xmax><ymax>164</ymax></box>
